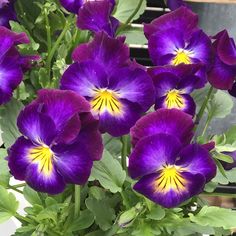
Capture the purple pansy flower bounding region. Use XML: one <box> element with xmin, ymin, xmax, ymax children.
<box><xmin>208</xmin><ymin>30</ymin><xmax>236</xmax><ymax>90</ymax></box>
<box><xmin>60</xmin><ymin>0</ymin><xmax>115</xmax><ymax>14</ymax></box>
<box><xmin>0</xmin><ymin>0</ymin><xmax>17</xmax><ymax>28</ymax></box>
<box><xmin>61</xmin><ymin>32</ymin><xmax>155</xmax><ymax>137</ymax></box>
<box><xmin>144</xmin><ymin>7</ymin><xmax>212</xmax><ymax>88</ymax></box>
<box><xmin>0</xmin><ymin>26</ymin><xmax>33</xmax><ymax>105</ymax></box>
<box><xmin>8</xmin><ymin>89</ymin><xmax>103</xmax><ymax>195</ymax></box>
<box><xmin>129</xmin><ymin>134</ymin><xmax>216</xmax><ymax>208</ymax></box>
<box><xmin>77</xmin><ymin>0</ymin><xmax>119</xmax><ymax>37</ymax></box>
<box><xmin>148</xmin><ymin>64</ymin><xmax>202</xmax><ymax>115</ymax></box>
<box><xmin>165</xmin><ymin>0</ymin><xmax>187</xmax><ymax>11</ymax></box>
<box><xmin>128</xmin><ymin>109</ymin><xmax>216</xmax><ymax>208</ymax></box>
<box><xmin>130</xmin><ymin>108</ymin><xmax>194</xmax><ymax>147</ymax></box>
<box><xmin>60</xmin><ymin>0</ymin><xmax>118</xmax><ymax>36</ymax></box>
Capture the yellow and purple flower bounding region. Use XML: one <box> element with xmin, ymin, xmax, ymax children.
<box><xmin>144</xmin><ymin>7</ymin><xmax>212</xmax><ymax>88</ymax></box>
<box><xmin>129</xmin><ymin>109</ymin><xmax>216</xmax><ymax>208</ymax></box>
<box><xmin>8</xmin><ymin>89</ymin><xmax>103</xmax><ymax>194</ymax></box>
<box><xmin>0</xmin><ymin>26</ymin><xmax>33</xmax><ymax>105</ymax></box>
<box><xmin>61</xmin><ymin>32</ymin><xmax>155</xmax><ymax>137</ymax></box>
<box><xmin>148</xmin><ymin>64</ymin><xmax>202</xmax><ymax>115</ymax></box>
<box><xmin>208</xmin><ymin>30</ymin><xmax>236</xmax><ymax>90</ymax></box>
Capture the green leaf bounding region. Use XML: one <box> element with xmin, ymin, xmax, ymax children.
<box><xmin>39</xmin><ymin>67</ymin><xmax>50</xmax><ymax>88</ymax></box>
<box><xmin>0</xmin><ymin>99</ymin><xmax>23</xmax><ymax>148</ymax></box>
<box><xmin>10</xmin><ymin>21</ymin><xmax>40</xmax><ymax>54</ymax></box>
<box><xmin>114</xmin><ymin>0</ymin><xmax>146</xmax><ymax>23</ymax></box>
<box><xmin>207</xmin><ymin>90</ymin><xmax>233</xmax><ymax>119</ymax></box>
<box><xmin>212</xmin><ymin>151</ymin><xmax>234</xmax><ymax>163</ymax></box>
<box><xmin>118</xmin><ymin>26</ymin><xmax>147</xmax><ymax>45</ymax></box>
<box><xmin>0</xmin><ymin>149</ymin><xmax>10</xmax><ymax>187</ymax></box>
<box><xmin>189</xmin><ymin>206</ymin><xmax>236</xmax><ymax>229</ymax></box>
<box><xmin>131</xmin><ymin>221</ymin><xmax>157</xmax><ymax>236</ymax></box>
<box><xmin>90</xmin><ymin>149</ymin><xmax>126</xmax><ymax>193</ymax></box>
<box><xmin>0</xmin><ymin>186</ymin><xmax>19</xmax><ymax>223</ymax></box>
<box><xmin>85</xmin><ymin>197</ymin><xmax>115</xmax><ymax>231</ymax></box>
<box><xmin>147</xmin><ymin>205</ymin><xmax>165</xmax><ymax>221</ymax></box>
<box><xmin>23</xmin><ymin>186</ymin><xmax>43</xmax><ymax>206</ymax></box>
<box><xmin>69</xmin><ymin>209</ymin><xmax>95</xmax><ymax>232</ymax></box>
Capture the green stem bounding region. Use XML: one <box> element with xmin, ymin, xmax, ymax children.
<box><xmin>44</xmin><ymin>9</ymin><xmax>52</xmax><ymax>55</ymax></box>
<box><xmin>201</xmin><ymin>115</ymin><xmax>212</xmax><ymax>137</ymax></box>
<box><xmin>194</xmin><ymin>86</ymin><xmax>214</xmax><ymax>131</ymax></box>
<box><xmin>121</xmin><ymin>136</ymin><xmax>129</xmax><ymax>171</ymax></box>
<box><xmin>12</xmin><ymin>183</ymin><xmax>26</xmax><ymax>188</ymax></box>
<box><xmin>125</xmin><ymin>0</ymin><xmax>143</xmax><ymax>25</ymax></box>
<box><xmin>120</xmin><ymin>191</ymin><xmax>130</xmax><ymax>208</ymax></box>
<box><xmin>15</xmin><ymin>213</ymin><xmax>34</xmax><ymax>224</ymax></box>
<box><xmin>74</xmin><ymin>185</ymin><xmax>81</xmax><ymax>218</ymax></box>
<box><xmin>46</xmin><ymin>15</ymin><xmax>73</xmax><ymax>81</ymax></box>
<box><xmin>7</xmin><ymin>185</ymin><xmax>23</xmax><ymax>194</ymax></box>
<box><xmin>116</xmin><ymin>0</ymin><xmax>144</xmax><ymax>35</ymax></box>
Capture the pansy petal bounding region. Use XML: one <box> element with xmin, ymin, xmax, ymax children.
<box><xmin>98</xmin><ymin>99</ymin><xmax>142</xmax><ymax>137</ymax></box>
<box><xmin>228</xmin><ymin>82</ymin><xmax>236</xmax><ymax>97</ymax></box>
<box><xmin>77</xmin><ymin>0</ymin><xmax>118</xmax><ymax>37</ymax></box>
<box><xmin>128</xmin><ymin>134</ymin><xmax>182</xmax><ymax>179</ymax></box>
<box><xmin>208</xmin><ymin>55</ymin><xmax>236</xmax><ymax>90</ymax></box>
<box><xmin>8</xmin><ymin>136</ymin><xmax>35</xmax><ymax>180</ymax></box>
<box><xmin>36</xmin><ymin>89</ymin><xmax>91</xmax><ymax>131</ymax></box>
<box><xmin>156</xmin><ymin>93</ymin><xmax>196</xmax><ymax>116</ymax></box>
<box><xmin>108</xmin><ymin>67</ymin><xmax>155</xmax><ymax>111</ymax></box>
<box><xmin>144</xmin><ymin>7</ymin><xmax>198</xmax><ymax>39</ymax></box>
<box><xmin>186</xmin><ymin>30</ymin><xmax>212</xmax><ymax>69</ymax></box>
<box><xmin>60</xmin><ymin>61</ymin><xmax>108</xmax><ymax>97</ymax></box>
<box><xmin>53</xmin><ymin>141</ymin><xmax>94</xmax><ymax>185</ymax></box>
<box><xmin>60</xmin><ymin>0</ymin><xmax>83</xmax><ymax>14</ymax></box>
<box><xmin>148</xmin><ymin>28</ymin><xmax>185</xmax><ymax>65</ymax></box>
<box><xmin>177</xmin><ymin>144</ymin><xmax>217</xmax><ymax>182</ymax></box>
<box><xmin>167</xmin><ymin>0</ymin><xmax>187</xmax><ymax>10</ymax></box>
<box><xmin>72</xmin><ymin>32</ymin><xmax>129</xmax><ymax>73</ymax></box>
<box><xmin>216</xmin><ymin>30</ymin><xmax>236</xmax><ymax>65</ymax></box>
<box><xmin>54</xmin><ymin>114</ymin><xmax>81</xmax><ymax>145</ymax></box>
<box><xmin>131</xmin><ymin>108</ymin><xmax>194</xmax><ymax>147</ymax></box>
<box><xmin>79</xmin><ymin>112</ymin><xmax>103</xmax><ymax>161</ymax></box>
<box><xmin>25</xmin><ymin>163</ymin><xmax>66</xmax><ymax>195</ymax></box>
<box><xmin>133</xmin><ymin>171</ymin><xmax>205</xmax><ymax>208</ymax></box>
<box><xmin>17</xmin><ymin>103</ymin><xmax>57</xmax><ymax>145</ymax></box>
<box><xmin>152</xmin><ymin>72</ymin><xmax>180</xmax><ymax>97</ymax></box>
<box><xmin>0</xmin><ymin>52</ymin><xmax>23</xmax><ymax>104</ymax></box>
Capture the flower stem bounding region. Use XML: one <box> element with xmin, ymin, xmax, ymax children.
<box><xmin>116</xmin><ymin>0</ymin><xmax>144</xmax><ymax>35</ymax></box>
<box><xmin>46</xmin><ymin>14</ymin><xmax>73</xmax><ymax>81</ymax></box>
<box><xmin>74</xmin><ymin>185</ymin><xmax>81</xmax><ymax>219</ymax></box>
<box><xmin>194</xmin><ymin>86</ymin><xmax>214</xmax><ymax>131</ymax></box>
<box><xmin>121</xmin><ymin>135</ymin><xmax>129</xmax><ymax>171</ymax></box>
<box><xmin>15</xmin><ymin>213</ymin><xmax>34</xmax><ymax>224</ymax></box>
<box><xmin>44</xmin><ymin>9</ymin><xmax>52</xmax><ymax>55</ymax></box>
<box><xmin>7</xmin><ymin>185</ymin><xmax>23</xmax><ymax>194</ymax></box>
<box><xmin>125</xmin><ymin>0</ymin><xmax>144</xmax><ymax>25</ymax></box>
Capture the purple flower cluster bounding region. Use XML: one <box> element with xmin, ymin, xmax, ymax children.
<box><xmin>7</xmin><ymin>0</ymin><xmax>233</xmax><ymax>209</ymax></box>
<box><xmin>60</xmin><ymin>0</ymin><xmax>119</xmax><ymax>37</ymax></box>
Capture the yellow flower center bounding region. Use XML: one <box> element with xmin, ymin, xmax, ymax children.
<box><xmin>154</xmin><ymin>165</ymin><xmax>187</xmax><ymax>193</ymax></box>
<box><xmin>172</xmin><ymin>49</ymin><xmax>192</xmax><ymax>65</ymax></box>
<box><xmin>28</xmin><ymin>145</ymin><xmax>54</xmax><ymax>176</ymax></box>
<box><xmin>165</xmin><ymin>89</ymin><xmax>185</xmax><ymax>109</ymax></box>
<box><xmin>91</xmin><ymin>89</ymin><xmax>122</xmax><ymax>116</ymax></box>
